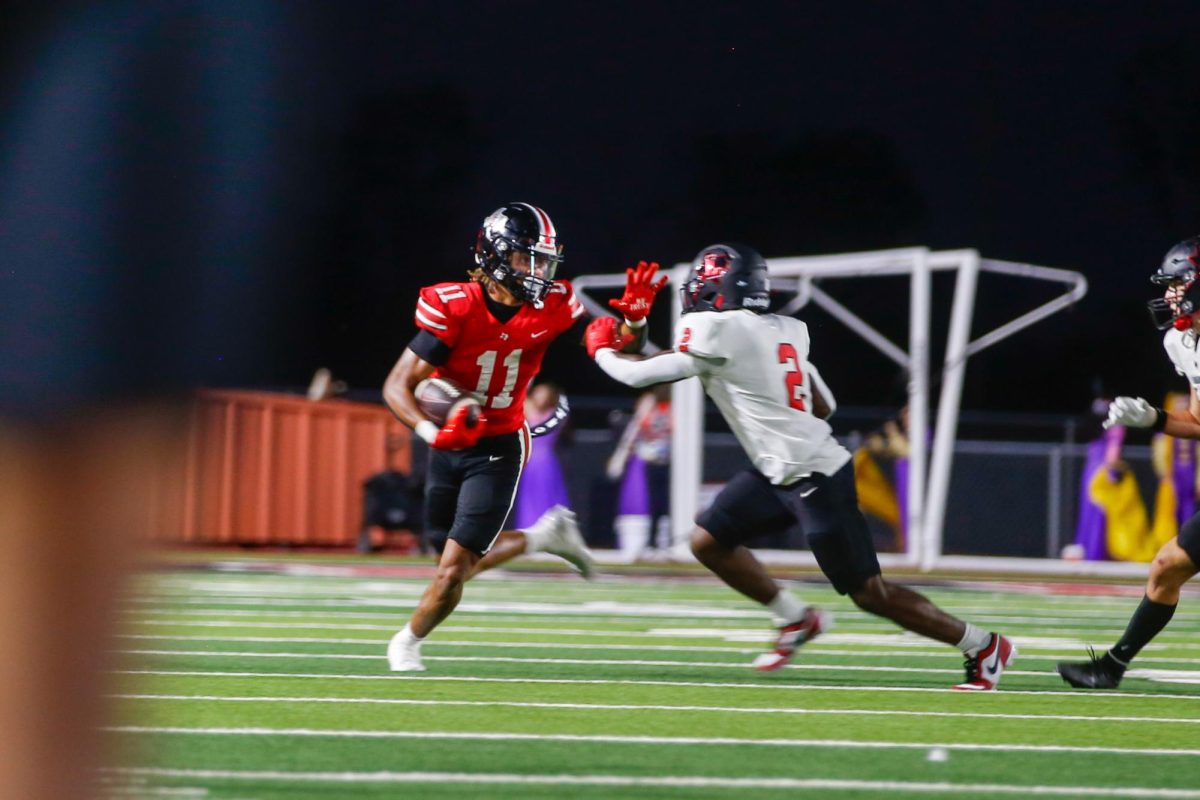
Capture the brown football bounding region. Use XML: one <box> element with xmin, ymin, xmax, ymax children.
<box><xmin>414</xmin><ymin>377</ymin><xmax>482</xmax><ymax>428</ymax></box>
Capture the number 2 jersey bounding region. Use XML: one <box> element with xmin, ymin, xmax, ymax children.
<box><xmin>675</xmin><ymin>309</ymin><xmax>851</xmax><ymax>485</ymax></box>
<box><xmin>413</xmin><ymin>279</ymin><xmax>586</xmax><ymax>436</ymax></box>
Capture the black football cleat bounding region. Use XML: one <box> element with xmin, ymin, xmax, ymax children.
<box><xmin>1057</xmin><ymin>648</ymin><xmax>1125</xmax><ymax>689</ymax></box>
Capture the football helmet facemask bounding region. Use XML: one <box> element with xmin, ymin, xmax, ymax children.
<box><xmin>681</xmin><ymin>242</ymin><xmax>771</xmax><ymax>314</ymax></box>
<box><xmin>473</xmin><ymin>202</ymin><xmax>563</xmax><ymax>304</ymax></box>
<box><xmin>1149</xmin><ymin>236</ymin><xmax>1200</xmax><ymax>331</ymax></box>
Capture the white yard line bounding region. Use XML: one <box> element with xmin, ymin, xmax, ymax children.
<box><xmin>116</xmin><ymin>648</ymin><xmax>1048</xmax><ymax>677</ymax></box>
<box><xmin>124</xmin><ymin>609</ymin><xmax>1200</xmax><ymax>642</ymax></box>
<box><xmin>113</xmin><ymin>634</ymin><xmax>1200</xmax><ymax>664</ymax></box>
<box><xmin>100</xmin><ymin>768</ymin><xmax>1200</xmax><ymax>797</ymax></box>
<box><xmin>105</xmin><ymin>725</ymin><xmax>1200</xmax><ymax>755</ymax></box>
<box><xmin>135</xmin><ymin>593</ymin><xmax>1200</xmax><ymax>625</ymax></box>
<box><xmin>122</xmin><ymin>619</ymin><xmax>1195</xmax><ymax>651</ymax></box>
<box><xmin>109</xmin><ymin>694</ymin><xmax>1200</xmax><ymax>726</ymax></box>
<box><xmin>114</xmin><ymin>669</ymin><xmax>1200</xmax><ymax>701</ymax></box>
<box><xmin>126</xmin><ymin>596</ymin><xmax>1200</xmax><ymax>629</ymax></box>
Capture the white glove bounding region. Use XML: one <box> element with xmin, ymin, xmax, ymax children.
<box><xmin>1103</xmin><ymin>396</ymin><xmax>1160</xmax><ymax>429</ymax></box>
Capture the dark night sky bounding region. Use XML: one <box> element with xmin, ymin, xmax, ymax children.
<box><xmin>4</xmin><ymin>1</ymin><xmax>1200</xmax><ymax>419</ymax></box>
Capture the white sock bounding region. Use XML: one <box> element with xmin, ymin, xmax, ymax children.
<box><xmin>956</xmin><ymin>623</ymin><xmax>990</xmax><ymax>654</ymax></box>
<box><xmin>614</xmin><ymin>515</ymin><xmax>651</xmax><ymax>562</ymax></box>
<box><xmin>767</xmin><ymin>590</ymin><xmax>807</xmax><ymax>626</ymax></box>
<box><xmin>399</xmin><ymin>623</ymin><xmax>424</xmax><ymax>644</ymax></box>
<box><xmin>522</xmin><ymin>528</ymin><xmax>546</xmax><ymax>553</ymax></box>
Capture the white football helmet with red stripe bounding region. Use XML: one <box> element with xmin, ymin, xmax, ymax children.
<box><xmin>473</xmin><ymin>202</ymin><xmax>564</xmax><ymax>304</ymax></box>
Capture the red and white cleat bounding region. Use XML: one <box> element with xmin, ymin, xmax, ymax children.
<box><xmin>752</xmin><ymin>606</ymin><xmax>830</xmax><ymax>672</ymax></box>
<box><xmin>953</xmin><ymin>633</ymin><xmax>1017</xmax><ymax>690</ymax></box>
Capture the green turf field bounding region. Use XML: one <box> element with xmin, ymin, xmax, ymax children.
<box><xmin>105</xmin><ymin>556</ymin><xmax>1200</xmax><ymax>798</ymax></box>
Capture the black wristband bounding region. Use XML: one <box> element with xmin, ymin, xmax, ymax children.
<box><xmin>1151</xmin><ymin>406</ymin><xmax>1169</xmax><ymax>433</ymax></box>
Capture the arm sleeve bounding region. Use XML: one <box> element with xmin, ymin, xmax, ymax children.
<box><xmin>595</xmin><ymin>349</ymin><xmax>701</xmax><ymax>388</ymax></box>
<box><xmin>407</xmin><ymin>329</ymin><xmax>451</xmax><ymax>366</ymax></box>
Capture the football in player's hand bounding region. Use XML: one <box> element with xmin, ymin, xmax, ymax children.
<box><xmin>415</xmin><ymin>377</ymin><xmax>482</xmax><ymax>428</ymax></box>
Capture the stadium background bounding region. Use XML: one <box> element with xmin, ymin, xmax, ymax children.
<box><xmin>5</xmin><ymin>3</ymin><xmax>1200</xmax><ymax>798</ymax></box>
<box><xmin>6</xmin><ymin>0</ymin><xmax>1200</xmax><ymax>417</ymax></box>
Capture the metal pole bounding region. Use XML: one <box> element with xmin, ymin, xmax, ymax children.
<box><xmin>907</xmin><ymin>249</ymin><xmax>931</xmax><ymax>569</ymax></box>
<box><xmin>924</xmin><ymin>250</ymin><xmax>980</xmax><ymax>570</ymax></box>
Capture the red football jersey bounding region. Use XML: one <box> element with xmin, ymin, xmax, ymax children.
<box><xmin>413</xmin><ymin>279</ymin><xmax>586</xmax><ymax>435</ymax></box>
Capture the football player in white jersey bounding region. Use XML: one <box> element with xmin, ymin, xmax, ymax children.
<box><xmin>1059</xmin><ymin>236</ymin><xmax>1200</xmax><ymax>689</ymax></box>
<box><xmin>585</xmin><ymin>242</ymin><xmax>1016</xmax><ymax>690</ymax></box>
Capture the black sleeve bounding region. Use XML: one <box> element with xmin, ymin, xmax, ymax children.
<box><xmin>408</xmin><ymin>329</ymin><xmax>451</xmax><ymax>366</ymax></box>
<box><xmin>565</xmin><ymin>314</ymin><xmax>591</xmax><ymax>345</ymax></box>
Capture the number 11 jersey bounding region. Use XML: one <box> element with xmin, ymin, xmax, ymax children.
<box><xmin>414</xmin><ymin>280</ymin><xmax>585</xmax><ymax>436</ymax></box>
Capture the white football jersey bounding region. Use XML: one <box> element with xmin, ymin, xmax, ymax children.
<box><xmin>674</xmin><ymin>310</ymin><xmax>851</xmax><ymax>485</ymax></box>
<box><xmin>1163</xmin><ymin>328</ymin><xmax>1200</xmax><ymax>398</ymax></box>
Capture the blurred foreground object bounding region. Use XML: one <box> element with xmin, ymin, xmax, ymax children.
<box><xmin>0</xmin><ymin>407</ymin><xmax>186</xmax><ymax>799</ymax></box>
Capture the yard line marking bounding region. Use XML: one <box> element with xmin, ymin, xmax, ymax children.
<box><xmin>116</xmin><ymin>648</ymin><xmax>1050</xmax><ymax>677</ymax></box>
<box><xmin>109</xmin><ymin>695</ymin><xmax>1200</xmax><ymax>726</ymax></box>
<box><xmin>122</xmin><ymin>619</ymin><xmax>1195</xmax><ymax>652</ymax></box>
<box><xmin>113</xmin><ymin>635</ymin><xmax>1200</xmax><ymax>664</ymax></box>
<box><xmin>126</xmin><ymin>596</ymin><xmax>1200</xmax><ymax>630</ymax></box>
<box><xmin>122</xmin><ymin>607</ymin><xmax>1200</xmax><ymax>640</ymax></box>
<box><xmin>134</xmin><ymin>593</ymin><xmax>1198</xmax><ymax>626</ymax></box>
<box><xmin>114</xmin><ymin>670</ymin><xmax>1200</xmax><ymax>701</ymax></box>
<box><xmin>104</xmin><ymin>725</ymin><xmax>1200</xmax><ymax>755</ymax></box>
<box><xmin>101</xmin><ymin>768</ymin><xmax>1200</xmax><ymax>796</ymax></box>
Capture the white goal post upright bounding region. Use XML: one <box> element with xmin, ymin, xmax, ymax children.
<box><xmin>573</xmin><ymin>248</ymin><xmax>1087</xmax><ymax>573</ymax></box>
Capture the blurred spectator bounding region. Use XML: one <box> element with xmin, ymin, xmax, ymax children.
<box><xmin>307</xmin><ymin>367</ymin><xmax>349</xmax><ymax>401</ymax></box>
<box><xmin>1072</xmin><ymin>396</ymin><xmax>1123</xmax><ymax>560</ymax></box>
<box><xmin>1082</xmin><ymin>396</ymin><xmax>1160</xmax><ymax>563</ymax></box>
<box><xmin>513</xmin><ymin>382</ymin><xmax>572</xmax><ymax>529</ymax></box>
<box><xmin>608</xmin><ymin>384</ymin><xmax>672</xmax><ymax>561</ymax></box>
<box><xmin>858</xmin><ymin>407</ymin><xmax>908</xmax><ymax>552</ymax></box>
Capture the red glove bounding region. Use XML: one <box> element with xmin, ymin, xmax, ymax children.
<box><xmin>608</xmin><ymin>260</ymin><xmax>669</xmax><ymax>323</ymax></box>
<box><xmin>585</xmin><ymin>316</ymin><xmax>634</xmax><ymax>359</ymax></box>
<box><xmin>431</xmin><ymin>402</ymin><xmax>486</xmax><ymax>450</ymax></box>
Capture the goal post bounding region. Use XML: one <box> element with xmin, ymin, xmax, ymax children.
<box><xmin>572</xmin><ymin>247</ymin><xmax>1089</xmax><ymax>574</ymax></box>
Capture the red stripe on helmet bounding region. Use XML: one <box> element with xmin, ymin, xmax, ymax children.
<box><xmin>521</xmin><ymin>203</ymin><xmax>556</xmax><ymax>246</ymax></box>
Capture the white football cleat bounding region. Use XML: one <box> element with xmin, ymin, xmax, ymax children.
<box><xmin>752</xmin><ymin>606</ymin><xmax>830</xmax><ymax>672</ymax></box>
<box><xmin>387</xmin><ymin>629</ymin><xmax>426</xmax><ymax>672</ymax></box>
<box><xmin>529</xmin><ymin>505</ymin><xmax>595</xmax><ymax>579</ymax></box>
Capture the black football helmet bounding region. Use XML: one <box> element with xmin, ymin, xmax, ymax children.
<box><xmin>1149</xmin><ymin>236</ymin><xmax>1200</xmax><ymax>331</ymax></box>
<box><xmin>473</xmin><ymin>202</ymin><xmax>563</xmax><ymax>304</ymax></box>
<box><xmin>681</xmin><ymin>242</ymin><xmax>771</xmax><ymax>314</ymax></box>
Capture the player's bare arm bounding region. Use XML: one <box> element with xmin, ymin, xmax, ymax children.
<box><xmin>383</xmin><ymin>348</ymin><xmax>437</xmax><ymax>429</ymax></box>
<box><xmin>811</xmin><ymin>382</ymin><xmax>832</xmax><ymax>420</ymax></box>
<box><xmin>806</xmin><ymin>362</ymin><xmax>836</xmax><ymax>419</ymax></box>
<box><xmin>1162</xmin><ymin>390</ymin><xmax>1200</xmax><ymax>439</ymax></box>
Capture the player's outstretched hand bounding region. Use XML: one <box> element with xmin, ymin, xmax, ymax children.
<box><xmin>608</xmin><ymin>261</ymin><xmax>668</xmax><ymax>323</ymax></box>
<box><xmin>432</xmin><ymin>403</ymin><xmax>487</xmax><ymax>450</ymax></box>
<box><xmin>1103</xmin><ymin>396</ymin><xmax>1159</xmax><ymax>429</ymax></box>
<box><xmin>585</xmin><ymin>316</ymin><xmax>634</xmax><ymax>359</ymax></box>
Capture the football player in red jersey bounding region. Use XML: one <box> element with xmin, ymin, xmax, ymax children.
<box><xmin>382</xmin><ymin>202</ymin><xmax>665</xmax><ymax>671</ymax></box>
